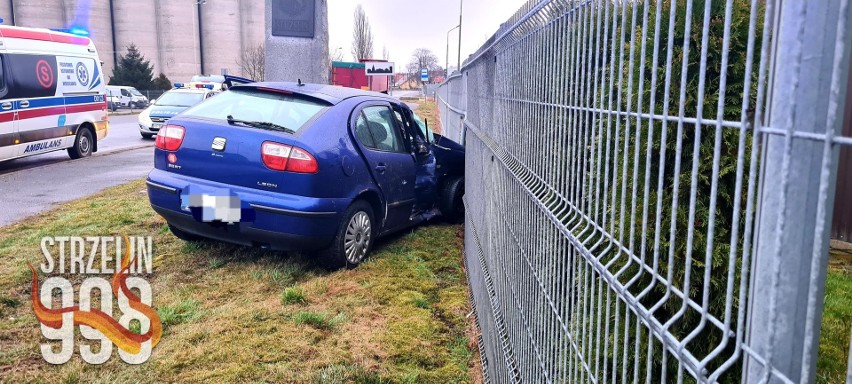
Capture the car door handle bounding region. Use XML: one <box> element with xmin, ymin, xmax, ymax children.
<box><xmin>0</xmin><ymin>102</ymin><xmax>11</xmax><ymax>110</ymax></box>
<box><xmin>375</xmin><ymin>163</ymin><xmax>387</xmax><ymax>173</ymax></box>
<box><xmin>19</xmin><ymin>100</ymin><xmax>29</xmax><ymax>108</ymax></box>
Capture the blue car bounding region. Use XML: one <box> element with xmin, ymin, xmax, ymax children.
<box><xmin>146</xmin><ymin>82</ymin><xmax>465</xmax><ymax>268</ymax></box>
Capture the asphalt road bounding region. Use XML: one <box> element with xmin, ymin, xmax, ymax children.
<box><xmin>0</xmin><ymin>114</ymin><xmax>155</xmax><ymax>227</ymax></box>
<box><xmin>0</xmin><ymin>114</ymin><xmax>152</xmax><ymax>175</ymax></box>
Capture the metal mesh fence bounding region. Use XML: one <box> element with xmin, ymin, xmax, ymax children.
<box><xmin>439</xmin><ymin>0</ymin><xmax>852</xmax><ymax>382</ymax></box>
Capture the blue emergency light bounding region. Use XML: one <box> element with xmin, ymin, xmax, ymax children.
<box><xmin>69</xmin><ymin>27</ymin><xmax>89</xmax><ymax>37</ymax></box>
<box><xmin>50</xmin><ymin>27</ymin><xmax>90</xmax><ymax>37</ymax></box>
<box><xmin>174</xmin><ymin>83</ymin><xmax>185</xmax><ymax>88</ymax></box>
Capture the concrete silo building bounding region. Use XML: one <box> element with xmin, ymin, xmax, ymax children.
<box><xmin>0</xmin><ymin>0</ymin><xmax>266</xmax><ymax>84</ymax></box>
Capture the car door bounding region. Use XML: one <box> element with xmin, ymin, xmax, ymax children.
<box><xmin>394</xmin><ymin>104</ymin><xmax>439</xmax><ymax>219</ymax></box>
<box><xmin>120</xmin><ymin>88</ymin><xmax>130</xmax><ymax>106</ymax></box>
<box><xmin>352</xmin><ymin>103</ymin><xmax>417</xmax><ymax>232</ymax></box>
<box><xmin>0</xmin><ymin>53</ymin><xmax>13</xmax><ymax>161</ymax></box>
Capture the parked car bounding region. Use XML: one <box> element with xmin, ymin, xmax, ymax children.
<box><xmin>146</xmin><ymin>82</ymin><xmax>465</xmax><ymax>268</ymax></box>
<box><xmin>106</xmin><ymin>85</ymin><xmax>148</xmax><ymax>109</ymax></box>
<box><xmin>138</xmin><ymin>86</ymin><xmax>218</xmax><ymax>139</ymax></box>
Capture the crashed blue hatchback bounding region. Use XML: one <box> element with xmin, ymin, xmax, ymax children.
<box><xmin>146</xmin><ymin>82</ymin><xmax>465</xmax><ymax>268</ymax></box>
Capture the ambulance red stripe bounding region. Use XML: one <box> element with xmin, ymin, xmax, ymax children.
<box><xmin>0</xmin><ymin>103</ymin><xmax>103</xmax><ymax>122</ymax></box>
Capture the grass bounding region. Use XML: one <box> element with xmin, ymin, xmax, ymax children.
<box><xmin>0</xmin><ymin>179</ymin><xmax>476</xmax><ymax>383</ymax></box>
<box><xmin>817</xmin><ymin>262</ymin><xmax>852</xmax><ymax>384</ymax></box>
<box><xmin>280</xmin><ymin>286</ymin><xmax>308</xmax><ymax>306</ymax></box>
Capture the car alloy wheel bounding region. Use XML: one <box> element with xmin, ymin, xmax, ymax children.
<box><xmin>344</xmin><ymin>211</ymin><xmax>371</xmax><ymax>264</ymax></box>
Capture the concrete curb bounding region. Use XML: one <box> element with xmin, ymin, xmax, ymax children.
<box><xmin>108</xmin><ymin>111</ymin><xmax>141</xmax><ymax>116</ymax></box>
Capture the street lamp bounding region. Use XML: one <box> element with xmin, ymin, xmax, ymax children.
<box><xmin>446</xmin><ymin>24</ymin><xmax>460</xmax><ymax>77</ymax></box>
<box><xmin>457</xmin><ymin>0</ymin><xmax>463</xmax><ymax>70</ymax></box>
<box><xmin>192</xmin><ymin>0</ymin><xmax>207</xmax><ymax>75</ymax></box>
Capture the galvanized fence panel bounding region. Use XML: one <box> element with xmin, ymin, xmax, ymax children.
<box><xmin>438</xmin><ymin>0</ymin><xmax>852</xmax><ymax>383</ymax></box>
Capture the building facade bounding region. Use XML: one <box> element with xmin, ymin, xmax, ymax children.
<box><xmin>0</xmin><ymin>0</ymin><xmax>265</xmax><ymax>84</ymax></box>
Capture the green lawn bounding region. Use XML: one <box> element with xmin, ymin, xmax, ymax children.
<box><xmin>817</xmin><ymin>265</ymin><xmax>852</xmax><ymax>384</ymax></box>
<box><xmin>0</xmin><ymin>177</ymin><xmax>847</xmax><ymax>382</ymax></box>
<box><xmin>0</xmin><ymin>180</ymin><xmax>476</xmax><ymax>383</ymax></box>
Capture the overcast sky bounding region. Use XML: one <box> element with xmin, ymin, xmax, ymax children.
<box><xmin>327</xmin><ymin>0</ymin><xmax>528</xmax><ymax>69</ymax></box>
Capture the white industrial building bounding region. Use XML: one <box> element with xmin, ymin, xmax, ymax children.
<box><xmin>0</xmin><ymin>0</ymin><xmax>266</xmax><ymax>84</ymax></box>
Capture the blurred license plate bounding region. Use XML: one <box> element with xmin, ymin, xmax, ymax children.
<box><xmin>152</xmin><ymin>123</ymin><xmax>163</xmax><ymax>130</ymax></box>
<box><xmin>181</xmin><ymin>194</ymin><xmax>243</xmax><ymax>223</ymax></box>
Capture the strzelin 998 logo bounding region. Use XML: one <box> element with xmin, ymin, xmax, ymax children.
<box><xmin>29</xmin><ymin>236</ymin><xmax>162</xmax><ymax>365</ymax></box>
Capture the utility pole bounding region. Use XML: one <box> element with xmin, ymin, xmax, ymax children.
<box><xmin>457</xmin><ymin>0</ymin><xmax>463</xmax><ymax>69</ymax></box>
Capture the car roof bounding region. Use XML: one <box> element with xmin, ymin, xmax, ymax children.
<box><xmin>166</xmin><ymin>88</ymin><xmax>212</xmax><ymax>94</ymax></box>
<box><xmin>231</xmin><ymin>82</ymin><xmax>398</xmax><ymax>105</ymax></box>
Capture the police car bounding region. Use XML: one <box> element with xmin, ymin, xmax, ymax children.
<box><xmin>0</xmin><ymin>26</ymin><xmax>109</xmax><ymax>162</ymax></box>
<box><xmin>138</xmin><ymin>84</ymin><xmax>218</xmax><ymax>139</ymax></box>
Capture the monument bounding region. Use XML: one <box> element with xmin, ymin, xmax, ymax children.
<box><xmin>265</xmin><ymin>0</ymin><xmax>329</xmax><ymax>84</ymax></box>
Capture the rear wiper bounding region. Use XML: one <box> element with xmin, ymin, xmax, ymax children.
<box><xmin>226</xmin><ymin>115</ymin><xmax>295</xmax><ymax>134</ymax></box>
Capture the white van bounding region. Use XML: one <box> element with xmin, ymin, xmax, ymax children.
<box><xmin>106</xmin><ymin>85</ymin><xmax>148</xmax><ymax>109</ymax></box>
<box><xmin>0</xmin><ymin>26</ymin><xmax>109</xmax><ymax>161</ymax></box>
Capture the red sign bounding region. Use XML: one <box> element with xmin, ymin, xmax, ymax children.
<box><xmin>36</xmin><ymin>60</ymin><xmax>54</xmax><ymax>89</ymax></box>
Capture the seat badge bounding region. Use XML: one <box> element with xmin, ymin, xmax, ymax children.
<box><xmin>212</xmin><ymin>137</ymin><xmax>227</xmax><ymax>151</ymax></box>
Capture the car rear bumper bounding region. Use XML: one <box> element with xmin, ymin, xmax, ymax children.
<box><xmin>147</xmin><ymin>169</ymin><xmax>349</xmax><ymax>251</ymax></box>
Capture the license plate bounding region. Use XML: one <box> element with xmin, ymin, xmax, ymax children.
<box><xmin>181</xmin><ymin>193</ymin><xmax>243</xmax><ymax>223</ymax></box>
<box><xmin>152</xmin><ymin>123</ymin><xmax>163</xmax><ymax>130</ymax></box>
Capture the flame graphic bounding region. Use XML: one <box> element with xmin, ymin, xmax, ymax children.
<box><xmin>30</xmin><ymin>236</ymin><xmax>162</xmax><ymax>355</ymax></box>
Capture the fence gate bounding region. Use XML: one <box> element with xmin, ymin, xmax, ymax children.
<box><xmin>437</xmin><ymin>0</ymin><xmax>852</xmax><ymax>382</ymax></box>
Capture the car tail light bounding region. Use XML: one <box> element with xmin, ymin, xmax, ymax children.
<box><xmin>155</xmin><ymin>124</ymin><xmax>185</xmax><ymax>151</ymax></box>
<box><xmin>261</xmin><ymin>141</ymin><xmax>318</xmax><ymax>173</ymax></box>
<box><xmin>261</xmin><ymin>142</ymin><xmax>292</xmax><ymax>171</ymax></box>
<box><xmin>286</xmin><ymin>147</ymin><xmax>319</xmax><ymax>173</ymax></box>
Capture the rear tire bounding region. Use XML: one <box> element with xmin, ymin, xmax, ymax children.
<box><xmin>440</xmin><ymin>176</ymin><xmax>465</xmax><ymax>223</ymax></box>
<box><xmin>317</xmin><ymin>201</ymin><xmax>374</xmax><ymax>269</ymax></box>
<box><xmin>67</xmin><ymin>127</ymin><xmax>93</xmax><ymax>159</ymax></box>
<box><xmin>168</xmin><ymin>224</ymin><xmax>206</xmax><ymax>242</ymax></box>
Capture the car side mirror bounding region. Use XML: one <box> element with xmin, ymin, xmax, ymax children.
<box><xmin>416</xmin><ymin>142</ymin><xmax>429</xmax><ymax>156</ymax></box>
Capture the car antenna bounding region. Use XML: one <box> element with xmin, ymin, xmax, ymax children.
<box><xmin>297</xmin><ymin>78</ymin><xmax>305</xmax><ymax>86</ymax></box>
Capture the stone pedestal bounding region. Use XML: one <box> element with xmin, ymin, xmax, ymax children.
<box><xmin>264</xmin><ymin>0</ymin><xmax>329</xmax><ymax>84</ymax></box>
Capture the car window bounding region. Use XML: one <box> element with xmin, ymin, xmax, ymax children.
<box><xmin>0</xmin><ymin>56</ymin><xmax>5</xmax><ymax>91</ymax></box>
<box><xmin>121</xmin><ymin>89</ymin><xmax>129</xmax><ymax>97</ymax></box>
<box><xmin>360</xmin><ymin>106</ymin><xmax>405</xmax><ymax>152</ymax></box>
<box><xmin>129</xmin><ymin>88</ymin><xmax>143</xmax><ymax>96</ymax></box>
<box><xmin>155</xmin><ymin>91</ymin><xmax>205</xmax><ymax>107</ymax></box>
<box><xmin>181</xmin><ymin>89</ymin><xmax>327</xmax><ymax>133</ymax></box>
<box><xmin>354</xmin><ymin>114</ymin><xmax>375</xmax><ymax>148</ymax></box>
<box><xmin>411</xmin><ymin>113</ymin><xmax>435</xmax><ymax>143</ymax></box>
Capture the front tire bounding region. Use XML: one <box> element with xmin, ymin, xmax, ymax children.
<box><xmin>67</xmin><ymin>127</ymin><xmax>93</xmax><ymax>159</ymax></box>
<box><xmin>440</xmin><ymin>176</ymin><xmax>465</xmax><ymax>223</ymax></box>
<box><xmin>317</xmin><ymin>201</ymin><xmax>374</xmax><ymax>269</ymax></box>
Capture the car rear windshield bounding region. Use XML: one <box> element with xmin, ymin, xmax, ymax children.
<box><xmin>181</xmin><ymin>89</ymin><xmax>327</xmax><ymax>133</ymax></box>
<box><xmin>155</xmin><ymin>91</ymin><xmax>205</xmax><ymax>107</ymax></box>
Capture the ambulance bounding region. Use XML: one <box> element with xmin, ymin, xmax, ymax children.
<box><xmin>0</xmin><ymin>25</ymin><xmax>108</xmax><ymax>162</ymax></box>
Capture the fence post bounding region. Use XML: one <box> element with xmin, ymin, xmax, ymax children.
<box><xmin>746</xmin><ymin>0</ymin><xmax>852</xmax><ymax>382</ymax></box>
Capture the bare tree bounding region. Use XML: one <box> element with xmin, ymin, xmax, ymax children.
<box><xmin>236</xmin><ymin>44</ymin><xmax>265</xmax><ymax>81</ymax></box>
<box><xmin>406</xmin><ymin>48</ymin><xmax>441</xmax><ymax>81</ymax></box>
<box><xmin>382</xmin><ymin>45</ymin><xmax>389</xmax><ymax>61</ymax></box>
<box><xmin>351</xmin><ymin>5</ymin><xmax>374</xmax><ymax>60</ymax></box>
<box><xmin>330</xmin><ymin>47</ymin><xmax>345</xmax><ymax>62</ymax></box>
